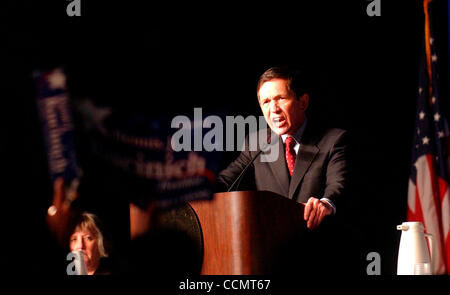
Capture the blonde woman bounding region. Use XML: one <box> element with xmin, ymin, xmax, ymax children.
<box><xmin>69</xmin><ymin>212</ymin><xmax>109</xmax><ymax>275</ymax></box>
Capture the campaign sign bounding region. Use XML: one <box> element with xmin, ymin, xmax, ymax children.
<box><xmin>34</xmin><ymin>68</ymin><xmax>81</xmax><ymax>185</ymax></box>
<box><xmin>76</xmin><ymin>100</ymin><xmax>222</xmax><ymax>208</ymax></box>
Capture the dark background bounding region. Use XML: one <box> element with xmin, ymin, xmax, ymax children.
<box><xmin>2</xmin><ymin>0</ymin><xmax>449</xmax><ymax>276</ymax></box>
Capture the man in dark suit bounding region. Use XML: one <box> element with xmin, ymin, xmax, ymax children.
<box><xmin>217</xmin><ymin>66</ymin><xmax>349</xmax><ymax>230</ymax></box>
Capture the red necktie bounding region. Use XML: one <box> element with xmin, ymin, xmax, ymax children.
<box><xmin>285</xmin><ymin>136</ymin><xmax>296</xmax><ymax>176</ymax></box>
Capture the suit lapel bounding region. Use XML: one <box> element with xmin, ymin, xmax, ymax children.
<box><xmin>288</xmin><ymin>143</ymin><xmax>319</xmax><ymax>199</ymax></box>
<box><xmin>288</xmin><ymin>124</ymin><xmax>320</xmax><ymax>199</ymax></box>
<box><xmin>268</xmin><ymin>136</ymin><xmax>290</xmax><ymax>197</ymax></box>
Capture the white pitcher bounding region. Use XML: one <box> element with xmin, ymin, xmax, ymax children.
<box><xmin>396</xmin><ymin>222</ymin><xmax>436</xmax><ymax>275</ymax></box>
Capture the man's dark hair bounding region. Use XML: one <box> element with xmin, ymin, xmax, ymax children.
<box><xmin>257</xmin><ymin>66</ymin><xmax>310</xmax><ymax>100</ymax></box>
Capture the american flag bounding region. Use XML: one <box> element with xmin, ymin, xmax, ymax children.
<box><xmin>407</xmin><ymin>0</ymin><xmax>450</xmax><ymax>275</ymax></box>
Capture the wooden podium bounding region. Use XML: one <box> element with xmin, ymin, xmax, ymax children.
<box><xmin>189</xmin><ymin>191</ymin><xmax>307</xmax><ymax>275</ymax></box>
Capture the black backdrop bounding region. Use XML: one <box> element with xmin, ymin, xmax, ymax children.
<box><xmin>2</xmin><ymin>0</ymin><xmax>449</xmax><ymax>276</ymax></box>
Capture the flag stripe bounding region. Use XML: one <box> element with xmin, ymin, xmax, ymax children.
<box><xmin>439</xmin><ymin>179</ymin><xmax>450</xmax><ymax>269</ymax></box>
<box><xmin>407</xmin><ymin>181</ymin><xmax>425</xmax><ymax>223</ymax></box>
<box><xmin>425</xmin><ymin>155</ymin><xmax>443</xmax><ymax>224</ymax></box>
<box><xmin>409</xmin><ymin>156</ymin><xmax>447</xmax><ymax>273</ymax></box>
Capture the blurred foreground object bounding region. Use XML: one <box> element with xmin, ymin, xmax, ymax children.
<box><xmin>46</xmin><ymin>177</ymin><xmax>79</xmax><ymax>246</ymax></box>
<box><xmin>129</xmin><ymin>202</ymin><xmax>155</xmax><ymax>239</ymax></box>
<box><xmin>33</xmin><ymin>67</ymin><xmax>82</xmax><ymax>245</ymax></box>
<box><xmin>74</xmin><ymin>99</ymin><xmax>221</xmax><ymax>209</ymax></box>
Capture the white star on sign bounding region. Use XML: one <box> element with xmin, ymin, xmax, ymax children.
<box><xmin>422</xmin><ymin>136</ymin><xmax>430</xmax><ymax>145</ymax></box>
<box><xmin>434</xmin><ymin>113</ymin><xmax>440</xmax><ymax>122</ymax></box>
<box><xmin>47</xmin><ymin>69</ymin><xmax>67</xmax><ymax>90</ymax></box>
<box><xmin>431</xmin><ymin>54</ymin><xmax>438</xmax><ymax>62</ymax></box>
<box><xmin>431</xmin><ymin>96</ymin><xmax>436</xmax><ymax>104</ymax></box>
<box><xmin>438</xmin><ymin>131</ymin><xmax>444</xmax><ymax>138</ymax></box>
<box><xmin>418</xmin><ymin>87</ymin><xmax>423</xmax><ymax>94</ymax></box>
<box><xmin>77</xmin><ymin>99</ymin><xmax>112</xmax><ymax>134</ymax></box>
<box><xmin>430</xmin><ymin>37</ymin><xmax>434</xmax><ymax>45</ymax></box>
<box><xmin>419</xmin><ymin>111</ymin><xmax>425</xmax><ymax>120</ymax></box>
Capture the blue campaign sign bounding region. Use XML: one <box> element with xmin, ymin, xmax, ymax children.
<box><xmin>34</xmin><ymin>68</ymin><xmax>81</xmax><ymax>185</ymax></box>
<box><xmin>75</xmin><ymin>99</ymin><xmax>223</xmax><ymax>208</ymax></box>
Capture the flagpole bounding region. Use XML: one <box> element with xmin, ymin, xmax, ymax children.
<box><xmin>423</xmin><ymin>0</ymin><xmax>433</xmax><ymax>96</ymax></box>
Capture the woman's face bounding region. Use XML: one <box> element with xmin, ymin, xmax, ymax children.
<box><xmin>69</xmin><ymin>229</ymin><xmax>100</xmax><ymax>272</ymax></box>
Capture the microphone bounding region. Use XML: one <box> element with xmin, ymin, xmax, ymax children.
<box><xmin>227</xmin><ymin>133</ymin><xmax>272</xmax><ymax>192</ymax></box>
<box><xmin>67</xmin><ymin>250</ymin><xmax>88</xmax><ymax>275</ymax></box>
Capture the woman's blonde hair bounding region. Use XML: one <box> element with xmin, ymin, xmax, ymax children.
<box><xmin>73</xmin><ymin>212</ymin><xmax>108</xmax><ymax>258</ymax></box>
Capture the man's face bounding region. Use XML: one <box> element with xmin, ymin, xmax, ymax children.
<box><xmin>70</xmin><ymin>229</ymin><xmax>100</xmax><ymax>270</ymax></box>
<box><xmin>258</xmin><ymin>78</ymin><xmax>308</xmax><ymax>135</ymax></box>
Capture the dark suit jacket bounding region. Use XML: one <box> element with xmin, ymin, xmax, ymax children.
<box><xmin>217</xmin><ymin>123</ymin><xmax>349</xmax><ymax>205</ymax></box>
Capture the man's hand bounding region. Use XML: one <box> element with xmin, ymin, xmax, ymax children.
<box><xmin>303</xmin><ymin>197</ymin><xmax>333</xmax><ymax>230</ymax></box>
